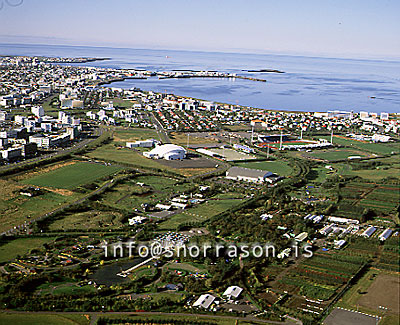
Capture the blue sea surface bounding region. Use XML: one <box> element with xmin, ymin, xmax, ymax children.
<box><xmin>1</xmin><ymin>43</ymin><xmax>399</xmax><ymax>113</ymax></box>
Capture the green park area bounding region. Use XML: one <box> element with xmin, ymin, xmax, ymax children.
<box><xmin>158</xmin><ymin>195</ymin><xmax>244</xmax><ymax>230</ymax></box>
<box><xmin>22</xmin><ymin>162</ymin><xmax>122</xmax><ymax>189</ymax></box>
<box><xmin>97</xmin><ymin>314</ymin><xmax>262</xmax><ymax>325</ymax></box>
<box><xmin>0</xmin><ymin>185</ymin><xmax>81</xmax><ymax>233</ymax></box>
<box><xmin>0</xmin><ymin>313</ymin><xmax>90</xmax><ymax>325</ymax></box>
<box><xmin>235</xmin><ymin>160</ymin><xmax>293</xmax><ymax>176</ymax></box>
<box><xmin>47</xmin><ymin>208</ymin><xmax>125</xmax><ymax>231</ymax></box>
<box><xmin>334</xmin><ymin>156</ymin><xmax>400</xmax><ymax>181</ymax></box>
<box><xmin>87</xmin><ymin>143</ymin><xmax>173</xmax><ymax>170</ymax></box>
<box><xmin>0</xmin><ymin>237</ymin><xmax>55</xmax><ymax>263</ymax></box>
<box><xmin>308</xmin><ymin>148</ymin><xmax>370</xmax><ymax>161</ymax></box>
<box><xmin>98</xmin><ymin>176</ymin><xmax>194</xmax><ymax>212</ymax></box>
<box><xmin>112</xmin><ymin>127</ymin><xmax>161</xmax><ymax>144</ymax></box>
<box><xmin>36</xmin><ymin>280</ymin><xmax>97</xmax><ymax>296</ymax></box>
<box><xmin>320</xmin><ymin>135</ymin><xmax>400</xmax><ymax>155</ymax></box>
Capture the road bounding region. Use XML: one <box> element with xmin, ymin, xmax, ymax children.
<box><xmin>150</xmin><ymin>112</ymin><xmax>171</xmax><ymax>143</ymax></box>
<box><xmin>0</xmin><ymin>127</ymin><xmax>104</xmax><ymax>174</ymax></box>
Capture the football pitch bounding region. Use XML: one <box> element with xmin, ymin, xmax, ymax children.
<box><xmin>23</xmin><ymin>162</ymin><xmax>122</xmax><ymax>189</ymax></box>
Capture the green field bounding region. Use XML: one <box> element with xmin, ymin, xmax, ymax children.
<box><xmin>320</xmin><ymin>135</ymin><xmax>400</xmax><ymax>155</ymax></box>
<box><xmin>235</xmin><ymin>160</ymin><xmax>293</xmax><ymax>176</ymax></box>
<box><xmin>99</xmin><ymin>176</ymin><xmax>193</xmax><ymax>212</ymax></box>
<box><xmin>113</xmin><ymin>127</ymin><xmax>161</xmax><ymax>143</ymax></box>
<box><xmin>0</xmin><ymin>237</ymin><xmax>55</xmax><ymax>263</ymax></box>
<box><xmin>309</xmin><ymin>148</ymin><xmax>370</xmax><ymax>161</ymax></box>
<box><xmin>0</xmin><ymin>189</ymin><xmax>81</xmax><ymax>233</ymax></box>
<box><xmin>158</xmin><ymin>197</ymin><xmax>244</xmax><ymax>230</ymax></box>
<box><xmin>47</xmin><ymin>209</ymin><xmax>124</xmax><ymax>231</ymax></box>
<box><xmin>334</xmin><ymin>157</ymin><xmax>400</xmax><ymax>181</ymax></box>
<box><xmin>335</xmin><ymin>182</ymin><xmax>399</xmax><ymax>217</ymax></box>
<box><xmin>23</xmin><ymin>162</ymin><xmax>122</xmax><ymax>189</ymax></box>
<box><xmin>36</xmin><ymin>281</ymin><xmax>97</xmax><ymax>296</ymax></box>
<box><xmin>98</xmin><ymin>314</ymin><xmax>263</xmax><ymax>325</ymax></box>
<box><xmin>0</xmin><ymin>313</ymin><xmax>89</xmax><ymax>325</ymax></box>
<box><xmin>87</xmin><ymin>143</ymin><xmax>177</xmax><ymax>171</ymax></box>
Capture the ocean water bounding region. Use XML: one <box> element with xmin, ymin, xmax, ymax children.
<box><xmin>1</xmin><ymin>43</ymin><xmax>399</xmax><ymax>113</ymax></box>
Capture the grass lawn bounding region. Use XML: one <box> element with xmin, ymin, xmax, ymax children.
<box><xmin>37</xmin><ymin>281</ymin><xmax>97</xmax><ymax>296</ymax></box>
<box><xmin>87</xmin><ymin>143</ymin><xmax>177</xmax><ymax>171</ymax></box>
<box><xmin>380</xmin><ymin>315</ymin><xmax>400</xmax><ymax>325</ymax></box>
<box><xmin>99</xmin><ymin>314</ymin><xmax>263</xmax><ymax>325</ymax></box>
<box><xmin>22</xmin><ymin>162</ymin><xmax>122</xmax><ymax>189</ymax></box>
<box><xmin>107</xmin><ymin>97</ymin><xmax>134</xmax><ymax>108</ymax></box>
<box><xmin>235</xmin><ymin>160</ymin><xmax>293</xmax><ymax>176</ymax></box>
<box><xmin>0</xmin><ymin>237</ymin><xmax>55</xmax><ymax>263</ymax></box>
<box><xmin>320</xmin><ymin>135</ymin><xmax>400</xmax><ymax>155</ymax></box>
<box><xmin>334</xmin><ymin>159</ymin><xmax>400</xmax><ymax>181</ymax></box>
<box><xmin>169</xmin><ymin>132</ymin><xmax>219</xmax><ymax>145</ymax></box>
<box><xmin>309</xmin><ymin>148</ymin><xmax>370</xmax><ymax>161</ymax></box>
<box><xmin>165</xmin><ymin>262</ymin><xmax>208</xmax><ymax>274</ymax></box>
<box><xmin>135</xmin><ymin>175</ymin><xmax>178</xmax><ymax>190</ymax></box>
<box><xmin>0</xmin><ymin>190</ymin><xmax>81</xmax><ymax>233</ymax></box>
<box><xmin>99</xmin><ymin>176</ymin><xmax>194</xmax><ymax>212</ymax></box>
<box><xmin>158</xmin><ymin>198</ymin><xmax>244</xmax><ymax>229</ymax></box>
<box><xmin>113</xmin><ymin>127</ymin><xmax>161</xmax><ymax>143</ymax></box>
<box><xmin>0</xmin><ymin>313</ymin><xmax>90</xmax><ymax>325</ymax></box>
<box><xmin>48</xmin><ymin>209</ymin><xmax>125</xmax><ymax>231</ymax></box>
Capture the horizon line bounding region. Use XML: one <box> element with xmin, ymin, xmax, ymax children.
<box><xmin>1</xmin><ymin>41</ymin><xmax>400</xmax><ymax>63</ymax></box>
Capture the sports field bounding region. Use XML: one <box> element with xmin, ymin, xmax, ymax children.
<box><xmin>235</xmin><ymin>160</ymin><xmax>292</xmax><ymax>176</ymax></box>
<box><xmin>23</xmin><ymin>162</ymin><xmax>122</xmax><ymax>189</ymax></box>
<box><xmin>113</xmin><ymin>127</ymin><xmax>161</xmax><ymax>143</ymax></box>
<box><xmin>309</xmin><ymin>148</ymin><xmax>370</xmax><ymax>161</ymax></box>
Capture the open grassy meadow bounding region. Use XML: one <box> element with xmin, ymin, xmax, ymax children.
<box><xmin>0</xmin><ymin>313</ymin><xmax>90</xmax><ymax>325</ymax></box>
<box><xmin>0</xmin><ymin>237</ymin><xmax>55</xmax><ymax>263</ymax></box>
<box><xmin>169</xmin><ymin>132</ymin><xmax>219</xmax><ymax>145</ymax></box>
<box><xmin>112</xmin><ymin>127</ymin><xmax>161</xmax><ymax>143</ymax></box>
<box><xmin>320</xmin><ymin>135</ymin><xmax>400</xmax><ymax>155</ymax></box>
<box><xmin>158</xmin><ymin>196</ymin><xmax>244</xmax><ymax>230</ymax></box>
<box><xmin>87</xmin><ymin>143</ymin><xmax>176</xmax><ymax>170</ymax></box>
<box><xmin>99</xmin><ymin>176</ymin><xmax>194</xmax><ymax>212</ymax></box>
<box><xmin>0</xmin><ymin>187</ymin><xmax>81</xmax><ymax>233</ymax></box>
<box><xmin>334</xmin><ymin>156</ymin><xmax>400</xmax><ymax>181</ymax></box>
<box><xmin>308</xmin><ymin>148</ymin><xmax>370</xmax><ymax>161</ymax></box>
<box><xmin>47</xmin><ymin>209</ymin><xmax>125</xmax><ymax>231</ymax></box>
<box><xmin>22</xmin><ymin>162</ymin><xmax>122</xmax><ymax>189</ymax></box>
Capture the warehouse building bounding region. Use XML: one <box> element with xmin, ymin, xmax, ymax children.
<box><xmin>378</xmin><ymin>228</ymin><xmax>393</xmax><ymax>241</ymax></box>
<box><xmin>222</xmin><ymin>286</ymin><xmax>243</xmax><ymax>299</ymax></box>
<box><xmin>193</xmin><ymin>294</ymin><xmax>216</xmax><ymax>309</ymax></box>
<box><xmin>226</xmin><ymin>166</ymin><xmax>281</xmax><ymax>184</ymax></box>
<box><xmin>126</xmin><ymin>139</ymin><xmax>159</xmax><ymax>148</ymax></box>
<box><xmin>362</xmin><ymin>226</ymin><xmax>376</xmax><ymax>238</ymax></box>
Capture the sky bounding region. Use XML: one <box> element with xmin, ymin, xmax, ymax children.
<box><xmin>0</xmin><ymin>0</ymin><xmax>399</xmax><ymax>59</ymax></box>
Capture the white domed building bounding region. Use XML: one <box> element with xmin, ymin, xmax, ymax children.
<box><xmin>143</xmin><ymin>144</ymin><xmax>186</xmax><ymax>160</ymax></box>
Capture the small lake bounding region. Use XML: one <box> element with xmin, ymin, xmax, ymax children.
<box><xmin>90</xmin><ymin>258</ymin><xmax>145</xmax><ymax>286</ymax></box>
